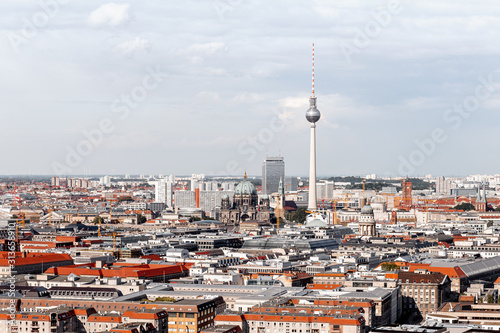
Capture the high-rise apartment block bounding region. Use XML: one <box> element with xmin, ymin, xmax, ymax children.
<box><xmin>155</xmin><ymin>177</ymin><xmax>174</xmax><ymax>208</ymax></box>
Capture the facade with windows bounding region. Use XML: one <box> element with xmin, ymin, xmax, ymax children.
<box><xmin>262</xmin><ymin>157</ymin><xmax>285</xmax><ymax>195</ymax></box>
<box><xmin>166</xmin><ymin>299</ymin><xmax>217</xmax><ymax>333</ymax></box>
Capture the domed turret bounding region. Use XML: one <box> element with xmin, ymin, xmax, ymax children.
<box><xmin>361</xmin><ymin>203</ymin><xmax>374</xmax><ymax>215</ymax></box>
<box><xmin>359</xmin><ymin>200</ymin><xmax>376</xmax><ymax>237</ymax></box>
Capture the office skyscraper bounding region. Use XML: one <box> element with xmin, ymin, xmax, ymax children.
<box><xmin>262</xmin><ymin>156</ymin><xmax>285</xmax><ymax>195</ymax></box>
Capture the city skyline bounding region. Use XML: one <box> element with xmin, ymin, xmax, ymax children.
<box><xmin>1</xmin><ymin>1</ymin><xmax>500</xmax><ymax>177</ymax></box>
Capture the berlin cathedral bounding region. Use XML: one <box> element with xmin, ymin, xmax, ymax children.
<box><xmin>220</xmin><ymin>174</ymin><xmax>272</xmax><ymax>224</ymax></box>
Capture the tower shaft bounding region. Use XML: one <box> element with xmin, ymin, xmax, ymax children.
<box><xmin>308</xmin><ymin>123</ymin><xmax>317</xmax><ymax>211</ymax></box>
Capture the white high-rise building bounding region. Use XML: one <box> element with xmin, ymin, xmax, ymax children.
<box><xmin>221</xmin><ymin>182</ymin><xmax>235</xmax><ymax>191</ymax></box>
<box><xmin>99</xmin><ymin>175</ymin><xmax>111</xmax><ymax>187</ymax></box>
<box><xmin>317</xmin><ymin>180</ymin><xmax>334</xmax><ymax>200</ymax></box>
<box><xmin>436</xmin><ymin>176</ymin><xmax>455</xmax><ymax>195</ymax></box>
<box><xmin>155</xmin><ymin>178</ymin><xmax>173</xmax><ymax>207</ymax></box>
<box><xmin>199</xmin><ymin>191</ymin><xmax>234</xmax><ymax>216</ymax></box>
<box><xmin>173</xmin><ymin>191</ymin><xmax>195</xmax><ymax>208</ymax></box>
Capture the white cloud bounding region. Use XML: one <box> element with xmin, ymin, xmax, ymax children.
<box><xmin>179</xmin><ymin>135</ymin><xmax>245</xmax><ymax>147</ymax></box>
<box><xmin>204</xmin><ymin>67</ymin><xmax>229</xmax><ymax>76</ymax></box>
<box><xmin>196</xmin><ymin>91</ymin><xmax>221</xmax><ymax>102</ymax></box>
<box><xmin>231</xmin><ymin>93</ymin><xmax>266</xmax><ymax>104</ymax></box>
<box><xmin>115</xmin><ymin>37</ymin><xmax>151</xmax><ymax>56</ymax></box>
<box><xmin>87</xmin><ymin>3</ymin><xmax>133</xmax><ymax>28</ymax></box>
<box><xmin>180</xmin><ymin>42</ymin><xmax>228</xmax><ymax>64</ymax></box>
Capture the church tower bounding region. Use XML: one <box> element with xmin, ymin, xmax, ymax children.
<box><xmin>475</xmin><ymin>184</ymin><xmax>487</xmax><ymax>212</ymax></box>
<box><xmin>359</xmin><ymin>201</ymin><xmax>376</xmax><ymax>237</ymax></box>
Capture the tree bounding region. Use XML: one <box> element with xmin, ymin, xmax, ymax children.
<box><xmin>495</xmin><ymin>207</ymin><xmax>500</xmax><ymax>212</ymax></box>
<box><xmin>453</xmin><ymin>202</ymin><xmax>475</xmax><ymax>211</ymax></box>
<box><xmin>285</xmin><ymin>207</ymin><xmax>308</xmax><ymax>224</ymax></box>
<box><xmin>118</xmin><ymin>196</ymin><xmax>134</xmax><ymax>202</ymax></box>
<box><xmin>276</xmin><ymin>217</ymin><xmax>284</xmax><ymax>227</ymax></box>
<box><xmin>487</xmin><ymin>294</ymin><xmax>494</xmax><ymax>303</ymax></box>
<box><xmin>137</xmin><ymin>214</ymin><xmax>147</xmax><ymax>224</ymax></box>
<box><xmin>92</xmin><ymin>216</ymin><xmax>104</xmax><ymax>225</ymax></box>
<box><xmin>154</xmin><ymin>296</ymin><xmax>176</xmax><ymax>302</ymax></box>
<box><xmin>380</xmin><ymin>262</ymin><xmax>399</xmax><ymax>271</ymax></box>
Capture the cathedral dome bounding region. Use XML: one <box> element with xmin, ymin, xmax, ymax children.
<box><xmin>235</xmin><ymin>179</ymin><xmax>257</xmax><ymax>195</ymax></box>
<box><xmin>361</xmin><ymin>204</ymin><xmax>374</xmax><ymax>215</ymax></box>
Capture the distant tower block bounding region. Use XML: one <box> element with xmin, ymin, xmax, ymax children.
<box><xmin>306</xmin><ymin>43</ymin><xmax>321</xmax><ymax>211</ymax></box>
<box><xmin>401</xmin><ymin>178</ymin><xmax>412</xmax><ymax>211</ymax></box>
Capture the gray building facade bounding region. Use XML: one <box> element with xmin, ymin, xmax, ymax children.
<box><xmin>262</xmin><ymin>156</ymin><xmax>285</xmax><ymax>195</ymax></box>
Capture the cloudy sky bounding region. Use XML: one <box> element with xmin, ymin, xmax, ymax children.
<box><xmin>1</xmin><ymin>1</ymin><xmax>500</xmax><ymax>177</ymax></box>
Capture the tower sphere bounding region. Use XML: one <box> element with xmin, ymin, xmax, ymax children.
<box><xmin>306</xmin><ymin>97</ymin><xmax>321</xmax><ymax>123</ymax></box>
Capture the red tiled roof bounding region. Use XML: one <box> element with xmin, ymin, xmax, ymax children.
<box><xmin>45</xmin><ymin>262</ymin><xmax>189</xmax><ymax>278</ymax></box>
<box><xmin>0</xmin><ymin>252</ymin><xmax>72</xmax><ymax>267</ymax></box>
<box><xmin>306</xmin><ymin>284</ymin><xmax>342</xmax><ymax>290</ymax></box>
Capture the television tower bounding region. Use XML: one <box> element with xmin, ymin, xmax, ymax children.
<box><xmin>306</xmin><ymin>43</ymin><xmax>321</xmax><ymax>211</ymax></box>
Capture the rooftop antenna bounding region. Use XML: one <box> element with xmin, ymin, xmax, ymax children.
<box><xmin>312</xmin><ymin>43</ymin><xmax>315</xmax><ymax>97</ymax></box>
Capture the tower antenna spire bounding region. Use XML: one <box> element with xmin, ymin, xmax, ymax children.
<box><xmin>311</xmin><ymin>43</ymin><xmax>315</xmax><ymax>97</ymax></box>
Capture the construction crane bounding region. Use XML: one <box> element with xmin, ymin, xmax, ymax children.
<box><xmin>15</xmin><ymin>194</ymin><xmax>24</xmax><ymax>238</ymax></box>
<box><xmin>272</xmin><ymin>179</ymin><xmax>295</xmax><ymax>229</ymax></box>
<box><xmin>362</xmin><ymin>179</ymin><xmax>366</xmax><ymax>208</ymax></box>
<box><xmin>19</xmin><ymin>212</ymin><xmax>25</xmax><ymax>229</ymax></box>
<box><xmin>98</xmin><ymin>217</ymin><xmax>102</xmax><ymax>237</ymax></box>
<box><xmin>273</xmin><ymin>192</ymin><xmax>295</xmax><ymax>229</ymax></box>
<box><xmin>331</xmin><ymin>200</ymin><xmax>338</xmax><ymax>224</ymax></box>
<box><xmin>48</xmin><ymin>206</ymin><xmax>52</xmax><ymax>227</ymax></box>
<box><xmin>275</xmin><ymin>195</ymin><xmax>282</xmax><ymax>229</ymax></box>
<box><xmin>107</xmin><ymin>197</ymin><xmax>118</xmax><ymax>223</ymax></box>
<box><xmin>344</xmin><ymin>193</ymin><xmax>353</xmax><ymax>210</ymax></box>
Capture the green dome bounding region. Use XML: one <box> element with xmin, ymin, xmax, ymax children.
<box><xmin>235</xmin><ymin>180</ymin><xmax>257</xmax><ymax>195</ymax></box>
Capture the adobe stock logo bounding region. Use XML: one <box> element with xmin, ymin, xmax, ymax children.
<box><xmin>51</xmin><ymin>66</ymin><xmax>167</xmax><ymax>175</ymax></box>
<box><xmin>6</xmin><ymin>0</ymin><xmax>70</xmax><ymax>53</ymax></box>
<box><xmin>398</xmin><ymin>72</ymin><xmax>499</xmax><ymax>176</ymax></box>
<box><xmin>340</xmin><ymin>0</ymin><xmax>403</xmax><ymax>64</ymax></box>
